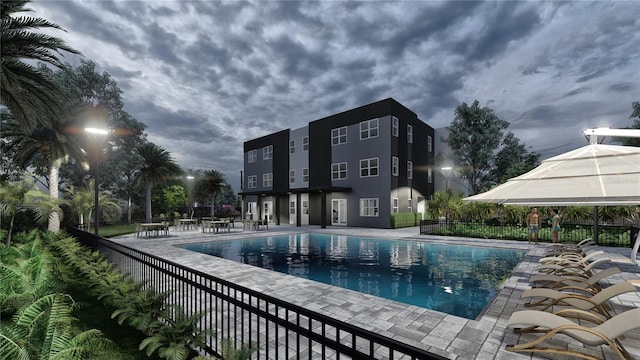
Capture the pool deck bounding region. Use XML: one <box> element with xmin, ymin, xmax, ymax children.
<box><xmin>111</xmin><ymin>224</ymin><xmax>640</xmax><ymax>359</ymax></box>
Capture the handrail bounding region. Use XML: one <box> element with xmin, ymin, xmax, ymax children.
<box><xmin>66</xmin><ymin>227</ymin><xmax>447</xmax><ymax>360</ymax></box>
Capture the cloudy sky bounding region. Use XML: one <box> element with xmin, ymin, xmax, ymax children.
<box><xmin>30</xmin><ymin>0</ymin><xmax>639</xmax><ymax>190</ymax></box>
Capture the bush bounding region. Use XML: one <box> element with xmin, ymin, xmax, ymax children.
<box><xmin>391</xmin><ymin>213</ymin><xmax>420</xmax><ymax>228</ymax></box>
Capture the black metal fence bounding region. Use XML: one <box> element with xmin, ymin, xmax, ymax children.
<box><xmin>420</xmin><ymin>220</ymin><xmax>636</xmax><ymax>248</ymax></box>
<box><xmin>65</xmin><ymin>227</ymin><xmax>446</xmax><ymax>360</ymax></box>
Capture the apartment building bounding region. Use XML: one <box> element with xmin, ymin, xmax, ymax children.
<box><xmin>241</xmin><ymin>98</ymin><xmax>435</xmax><ymax>228</ymax></box>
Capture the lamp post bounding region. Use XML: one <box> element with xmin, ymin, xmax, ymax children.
<box><xmin>186</xmin><ymin>175</ymin><xmax>195</xmax><ymax>216</ymax></box>
<box><xmin>85</xmin><ymin>127</ymin><xmax>109</xmax><ymax>236</ymax></box>
<box><xmin>441</xmin><ymin>166</ymin><xmax>452</xmax><ymax>191</ymax></box>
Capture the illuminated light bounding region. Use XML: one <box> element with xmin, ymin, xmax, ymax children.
<box><xmin>85</xmin><ymin>127</ymin><xmax>109</xmax><ymax>135</ymax></box>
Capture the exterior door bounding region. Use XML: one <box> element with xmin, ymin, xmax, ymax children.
<box><xmin>263</xmin><ymin>201</ymin><xmax>273</xmax><ymax>223</ymax></box>
<box><xmin>289</xmin><ymin>195</ymin><xmax>296</xmax><ymax>225</ymax></box>
<box><xmin>301</xmin><ymin>194</ymin><xmax>309</xmax><ymax>225</ymax></box>
<box><xmin>331</xmin><ymin>199</ymin><xmax>347</xmax><ymax>226</ymax></box>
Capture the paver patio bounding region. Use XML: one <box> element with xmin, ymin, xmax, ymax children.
<box><xmin>112</xmin><ymin>223</ymin><xmax>640</xmax><ymax>359</ymax></box>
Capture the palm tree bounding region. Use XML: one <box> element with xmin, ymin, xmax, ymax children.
<box><xmin>0</xmin><ymin>177</ymin><xmax>58</xmax><ymax>245</ymax></box>
<box><xmin>136</xmin><ymin>143</ymin><xmax>181</xmax><ymax>221</ymax></box>
<box><xmin>1</xmin><ymin>0</ymin><xmax>80</xmax><ymax>133</ymax></box>
<box><xmin>3</xmin><ymin>107</ymin><xmax>88</xmax><ymax>233</ymax></box>
<box><xmin>63</xmin><ymin>179</ymin><xmax>121</xmax><ymax>232</ymax></box>
<box><xmin>427</xmin><ymin>188</ymin><xmax>464</xmax><ymax>224</ymax></box>
<box><xmin>200</xmin><ymin>169</ymin><xmax>226</xmax><ymax>218</ymax></box>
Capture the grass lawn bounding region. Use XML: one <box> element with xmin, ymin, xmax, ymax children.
<box><xmin>99</xmin><ymin>223</ymin><xmax>137</xmax><ymax>238</ymax></box>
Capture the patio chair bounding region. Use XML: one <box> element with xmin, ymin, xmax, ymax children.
<box><xmin>521</xmin><ymin>281</ymin><xmax>637</xmax><ymax>321</ymax></box>
<box><xmin>134</xmin><ymin>223</ymin><xmax>143</xmax><ymax>238</ymax></box>
<box><xmin>160</xmin><ymin>220</ymin><xmax>170</xmax><ymax>237</ymax></box>
<box><xmin>506</xmin><ymin>308</ymin><xmax>640</xmax><ymax>359</ymax></box>
<box><xmin>201</xmin><ymin>220</ymin><xmax>213</xmax><ymax>233</ymax></box>
<box><xmin>530</xmin><ymin>266</ymin><xmax>621</xmax><ymax>294</ymax></box>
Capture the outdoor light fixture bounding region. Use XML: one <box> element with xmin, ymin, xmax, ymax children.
<box><xmin>186</xmin><ymin>175</ymin><xmax>195</xmax><ymax>214</ymax></box>
<box><xmin>441</xmin><ymin>166</ymin><xmax>452</xmax><ymax>190</ymax></box>
<box><xmin>85</xmin><ymin>127</ymin><xmax>109</xmax><ymax>237</ymax></box>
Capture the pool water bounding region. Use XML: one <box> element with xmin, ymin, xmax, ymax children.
<box><xmin>177</xmin><ymin>233</ymin><xmax>525</xmax><ymax>319</ymax></box>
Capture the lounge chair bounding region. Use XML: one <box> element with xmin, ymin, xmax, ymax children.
<box><xmin>539</xmin><ymin>250</ymin><xmax>604</xmax><ymax>266</ymax></box>
<box><xmin>530</xmin><ymin>267</ymin><xmax>621</xmax><ymax>294</ymax></box>
<box><xmin>521</xmin><ymin>281</ymin><xmax>637</xmax><ymax>321</ymax></box>
<box><xmin>544</xmin><ymin>238</ymin><xmax>595</xmax><ymax>257</ymax></box>
<box><xmin>506</xmin><ymin>308</ymin><xmax>640</xmax><ymax>359</ymax></box>
<box><xmin>631</xmin><ymin>231</ymin><xmax>640</xmax><ymax>266</ymax></box>
<box><xmin>536</xmin><ymin>257</ymin><xmax>611</xmax><ymax>278</ymax></box>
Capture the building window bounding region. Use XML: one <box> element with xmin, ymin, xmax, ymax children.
<box><xmin>331</xmin><ymin>127</ymin><xmax>347</xmax><ymax>146</ymax></box>
<box><xmin>360</xmin><ymin>198</ymin><xmax>379</xmax><ymax>217</ymax></box>
<box><xmin>392</xmin><ymin>116</ymin><xmax>399</xmax><ymax>137</ymax></box>
<box><xmin>408</xmin><ymin>198</ymin><xmax>413</xmax><ymax>212</ymax></box>
<box><xmin>360</xmin><ymin>118</ymin><xmax>379</xmax><ymax>140</ymax></box>
<box><xmin>392</xmin><ymin>156</ymin><xmax>399</xmax><ymax>176</ymax></box>
<box><xmin>290</xmin><ymin>170</ymin><xmax>295</xmax><ymax>184</ymax></box>
<box><xmin>303</xmin><ymin>137</ymin><xmax>309</xmax><ymax>151</ymax></box>
<box><xmin>360</xmin><ymin>158</ymin><xmax>379</xmax><ymax>177</ymax></box>
<box><xmin>263</xmin><ymin>145</ymin><xmax>273</xmax><ymax>160</ymax></box>
<box><xmin>428</xmin><ymin>168</ymin><xmax>432</xmax><ymax>183</ymax></box>
<box><xmin>331</xmin><ymin>162</ymin><xmax>347</xmax><ymax>180</ymax></box>
<box><xmin>290</xmin><ymin>140</ymin><xmax>295</xmax><ymax>154</ymax></box>
<box><xmin>248</xmin><ymin>175</ymin><xmax>257</xmax><ymax>189</ymax></box>
<box><xmin>407</xmin><ymin>161</ymin><xmax>413</xmax><ymax>179</ymax></box>
<box><xmin>407</xmin><ymin>124</ymin><xmax>413</xmax><ymax>143</ymax></box>
<box><xmin>302</xmin><ymin>200</ymin><xmax>309</xmax><ymax>214</ymax></box>
<box><xmin>392</xmin><ymin>198</ymin><xmax>398</xmax><ymax>213</ymax></box>
<box><xmin>263</xmin><ymin>173</ymin><xmax>273</xmax><ymax>187</ymax></box>
<box><xmin>248</xmin><ymin>150</ymin><xmax>257</xmax><ymax>163</ymax></box>
<box><xmin>289</xmin><ymin>201</ymin><xmax>295</xmax><ymax>215</ymax></box>
<box><xmin>302</xmin><ymin>168</ymin><xmax>309</xmax><ymax>182</ymax></box>
<box><xmin>427</xmin><ymin>135</ymin><xmax>433</xmax><ymax>153</ymax></box>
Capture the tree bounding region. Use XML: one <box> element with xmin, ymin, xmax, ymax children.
<box><xmin>0</xmin><ymin>177</ymin><xmax>59</xmax><ymax>246</ymax></box>
<box><xmin>427</xmin><ymin>189</ymin><xmax>465</xmax><ymax>223</ymax></box>
<box><xmin>0</xmin><ymin>0</ymin><xmax>80</xmax><ymax>133</ymax></box>
<box><xmin>2</xmin><ymin>103</ymin><xmax>87</xmax><ymax>232</ymax></box>
<box><xmin>199</xmin><ymin>170</ymin><xmax>227</xmax><ymax>217</ymax></box>
<box><xmin>493</xmin><ymin>132</ymin><xmax>540</xmax><ymax>184</ymax></box>
<box><xmin>136</xmin><ymin>143</ymin><xmax>181</xmax><ymax>222</ymax></box>
<box><xmin>445</xmin><ymin>100</ymin><xmax>509</xmax><ymax>194</ymax></box>
<box><xmin>42</xmin><ymin>60</ymin><xmax>147</xmax><ymax>224</ymax></box>
<box><xmin>157</xmin><ymin>185</ymin><xmax>188</xmax><ymax>216</ymax></box>
<box><xmin>63</xmin><ymin>179</ymin><xmax>121</xmax><ymax>232</ymax></box>
<box><xmin>613</xmin><ymin>101</ymin><xmax>640</xmax><ymax>147</ymax></box>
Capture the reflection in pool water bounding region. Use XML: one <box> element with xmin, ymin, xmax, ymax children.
<box><xmin>177</xmin><ymin>233</ymin><xmax>525</xmax><ymax>319</ymax></box>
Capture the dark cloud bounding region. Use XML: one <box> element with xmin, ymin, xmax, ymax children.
<box><xmin>268</xmin><ymin>36</ymin><xmax>333</xmax><ymax>78</ymax></box>
<box><xmin>27</xmin><ymin>0</ymin><xmax>639</xmax><ymax>190</ymax></box>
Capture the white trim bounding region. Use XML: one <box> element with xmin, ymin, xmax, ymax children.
<box><xmin>360</xmin><ymin>198</ymin><xmax>379</xmax><ymax>217</ymax></box>
<box><xmin>392</xmin><ymin>156</ymin><xmax>399</xmax><ymax>176</ymax></box>
<box><xmin>360</xmin><ymin>118</ymin><xmax>379</xmax><ymax>140</ymax></box>
<box><xmin>248</xmin><ymin>149</ymin><xmax>257</xmax><ymax>163</ymax></box>
<box><xmin>331</xmin><ymin>127</ymin><xmax>347</xmax><ymax>146</ymax></box>
<box><xmin>359</xmin><ymin>157</ymin><xmax>379</xmax><ymax>178</ymax></box>
<box><xmin>331</xmin><ymin>162</ymin><xmax>347</xmax><ymax>180</ymax></box>
<box><xmin>263</xmin><ymin>145</ymin><xmax>273</xmax><ymax>160</ymax></box>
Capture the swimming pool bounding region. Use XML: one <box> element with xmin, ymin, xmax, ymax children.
<box><xmin>177</xmin><ymin>233</ymin><xmax>525</xmax><ymax>319</ymax></box>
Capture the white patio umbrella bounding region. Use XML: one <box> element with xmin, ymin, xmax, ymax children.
<box><xmin>463</xmin><ymin>144</ymin><xmax>640</xmax><ymax>206</ymax></box>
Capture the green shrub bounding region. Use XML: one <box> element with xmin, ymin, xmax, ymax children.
<box><xmin>391</xmin><ymin>213</ymin><xmax>420</xmax><ymax>228</ymax></box>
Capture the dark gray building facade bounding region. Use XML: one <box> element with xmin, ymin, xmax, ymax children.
<box><xmin>241</xmin><ymin>98</ymin><xmax>435</xmax><ymax>228</ymax></box>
